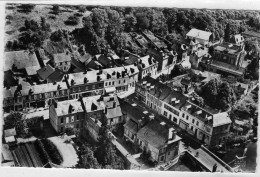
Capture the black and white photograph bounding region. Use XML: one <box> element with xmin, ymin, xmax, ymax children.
<box><xmin>1</xmin><ymin>0</ymin><xmax>259</xmax><ymax>175</ymax></box>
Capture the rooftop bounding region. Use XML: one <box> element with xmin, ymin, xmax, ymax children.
<box><xmin>4</xmin><ymin>50</ymin><xmax>41</xmax><ymax>72</ymax></box>
<box><xmin>210</xmin><ymin>60</ymin><xmax>245</xmax><ymax>76</ymax></box>
<box><xmin>242</xmin><ymin>30</ymin><xmax>260</xmax><ymax>38</ymax></box>
<box><xmin>103</xmin><ymin>96</ymin><xmax>123</xmax><ymax>119</ymax></box>
<box><xmin>53</xmin><ymin>52</ymin><xmax>71</xmax><ymax>63</ymax></box>
<box><xmin>37</xmin><ymin>64</ymin><xmax>55</xmax><ymax>80</ymax></box>
<box><xmin>56</xmin><ymin>99</ymin><xmax>84</xmax><ymax>116</ymax></box>
<box><xmin>4</xmin><ymin>128</ymin><xmax>16</xmax><ymax>137</ymax></box>
<box><xmin>214</xmin><ymin>42</ymin><xmax>243</xmax><ymax>54</ymax></box>
<box><xmin>137</xmin><ymin>119</ymin><xmax>181</xmax><ymax>149</ymax></box>
<box><xmin>138</xmin><ymin>55</ymin><xmax>158</xmax><ymax>69</ymax></box>
<box><xmin>186</xmin><ymin>28</ymin><xmax>212</xmax><ymax>41</ymax></box>
<box><xmin>82</xmin><ymin>95</ymin><xmax>106</xmax><ymax>112</ymax></box>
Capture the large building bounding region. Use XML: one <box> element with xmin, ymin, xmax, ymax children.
<box><xmin>137</xmin><ymin>55</ymin><xmax>159</xmax><ymax>80</ymax></box>
<box><xmin>179</xmin><ymin>100</ymin><xmax>232</xmax><ymax>146</ymax></box>
<box><xmin>51</xmin><ymin>52</ymin><xmax>72</xmax><ymax>72</ymax></box>
<box><xmin>208</xmin><ymin>42</ymin><xmax>247</xmax><ymax>77</ymax></box>
<box><xmin>186</xmin><ymin>28</ymin><xmax>212</xmax><ymax>47</ymax></box>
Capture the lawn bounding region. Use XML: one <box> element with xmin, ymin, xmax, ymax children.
<box><xmin>5</xmin><ymin>4</ymin><xmax>91</xmax><ymax>43</ymax></box>
<box><xmin>48</xmin><ymin>136</ymin><xmax>79</xmax><ymax>167</ymax></box>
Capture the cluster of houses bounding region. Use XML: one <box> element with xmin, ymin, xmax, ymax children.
<box><xmin>3</xmin><ymin>28</ymin><xmax>258</xmax><ymax>168</ymax></box>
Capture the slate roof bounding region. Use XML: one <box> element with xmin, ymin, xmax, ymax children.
<box><xmin>103</xmin><ymin>96</ymin><xmax>123</xmax><ymax>119</ymax></box>
<box><xmin>79</xmin><ymin>53</ymin><xmax>92</xmax><ymax>63</ymax></box>
<box><xmin>4</xmin><ymin>50</ymin><xmax>41</xmax><ymax>72</ymax></box>
<box><xmin>137</xmin><ymin>119</ymin><xmax>181</xmax><ymax>149</ymax></box>
<box><xmin>71</xmin><ymin>58</ymin><xmax>86</xmax><ymax>72</ymax></box>
<box><xmin>124</xmin><ymin>119</ymin><xmax>138</xmax><ymax>134</ymax></box>
<box><xmin>186</xmin><ymin>28</ymin><xmax>212</xmax><ymax>41</ymax></box>
<box><xmin>56</xmin><ymin>99</ymin><xmax>84</xmax><ymax>116</ymax></box>
<box><xmin>52</xmin><ymin>52</ymin><xmax>71</xmax><ymax>64</ymax></box>
<box><xmin>37</xmin><ymin>64</ymin><xmax>55</xmax><ymax>80</ymax></box>
<box><xmin>46</xmin><ymin>69</ymin><xmax>64</xmax><ymax>83</ymax></box>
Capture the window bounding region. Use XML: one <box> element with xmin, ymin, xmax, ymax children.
<box><xmin>160</xmin><ymin>156</ymin><xmax>164</xmax><ymax>162</ymax></box>
<box><xmin>112</xmin><ymin>81</ymin><xmax>115</xmax><ymax>85</ymax></box>
<box><xmin>196</xmin><ymin>121</ymin><xmax>199</xmax><ymax>126</ymax></box>
<box><xmin>191</xmin><ymin>126</ymin><xmax>193</xmax><ymax>131</ymax></box>
<box><xmin>60</xmin><ymin>117</ymin><xmax>64</xmax><ymax>124</ymax></box>
<box><xmin>119</xmin><ymin>80</ymin><xmax>121</xmax><ymax>84</ymax></box>
<box><xmin>109</xmin><ymin>82</ymin><xmax>111</xmax><ymax>86</ymax></box>
<box><xmin>173</xmin><ymin>117</ymin><xmax>177</xmax><ymax>123</ymax></box>
<box><xmin>186</xmin><ymin>116</ymin><xmax>189</xmax><ymax>120</ymax></box>
<box><xmin>192</xmin><ymin>119</ymin><xmax>195</xmax><ymax>124</ymax></box>
<box><xmin>124</xmin><ymin>79</ymin><xmax>126</xmax><ymax>83</ymax></box>
<box><xmin>66</xmin><ymin>117</ymin><xmax>69</xmax><ymax>123</ymax></box>
<box><xmin>182</xmin><ymin>113</ymin><xmax>185</xmax><ymax>118</ymax></box>
<box><xmin>71</xmin><ymin>116</ymin><xmax>74</xmax><ymax>122</ymax></box>
<box><xmin>77</xmin><ymin>115</ymin><xmax>79</xmax><ymax>121</ymax></box>
<box><xmin>105</xmin><ymin>83</ymin><xmax>108</xmax><ymax>86</ymax></box>
<box><xmin>169</xmin><ymin>114</ymin><xmax>172</xmax><ymax>120</ymax></box>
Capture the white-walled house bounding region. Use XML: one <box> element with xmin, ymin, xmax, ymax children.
<box><xmin>186</xmin><ymin>28</ymin><xmax>212</xmax><ymax>47</ymax></box>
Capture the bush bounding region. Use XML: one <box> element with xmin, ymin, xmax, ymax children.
<box><xmin>41</xmin><ymin>139</ymin><xmax>63</xmax><ymax>165</ymax></box>
<box><xmin>65</xmin><ymin>15</ymin><xmax>79</xmax><ymax>26</ymax></box>
<box><xmin>34</xmin><ymin>139</ymin><xmax>51</xmax><ymax>164</ymax></box>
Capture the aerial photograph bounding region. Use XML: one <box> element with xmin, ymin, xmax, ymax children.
<box><xmin>1</xmin><ymin>1</ymin><xmax>259</xmax><ymax>173</ymax></box>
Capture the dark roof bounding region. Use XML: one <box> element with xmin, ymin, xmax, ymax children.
<box><xmin>137</xmin><ymin>119</ymin><xmax>179</xmax><ymax>149</ymax></box>
<box><xmin>47</xmin><ymin>69</ymin><xmax>64</xmax><ymax>83</ymax></box>
<box><xmin>37</xmin><ymin>64</ymin><xmax>55</xmax><ymax>80</ymax></box>
<box><xmin>4</xmin><ymin>70</ymin><xmax>18</xmax><ymax>88</ymax></box>
<box><xmin>87</xmin><ymin>60</ymin><xmax>103</xmax><ymax>70</ymax></box>
<box><xmin>96</xmin><ymin>55</ymin><xmax>112</xmax><ymax>67</ymax></box>
<box><xmin>79</xmin><ymin>53</ymin><xmax>92</xmax><ymax>63</ymax></box>
<box><xmin>119</xmin><ymin>98</ymin><xmax>150</xmax><ymax>124</ymax></box>
<box><xmin>180</xmin><ymin>78</ymin><xmax>191</xmax><ymax>86</ymax></box>
<box><xmin>125</xmin><ymin>55</ymin><xmax>139</xmax><ymax>65</ymax></box>
<box><xmin>124</xmin><ymin>119</ymin><xmax>138</xmax><ymax>134</ymax></box>
<box><xmin>71</xmin><ymin>58</ymin><xmax>86</xmax><ymax>72</ymax></box>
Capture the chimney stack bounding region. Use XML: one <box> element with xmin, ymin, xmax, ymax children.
<box><xmin>168</xmin><ymin>127</ymin><xmax>175</xmax><ymax>141</ymax></box>
<box><xmin>113</xmin><ymin>101</ymin><xmax>116</xmax><ymax>108</ymax></box>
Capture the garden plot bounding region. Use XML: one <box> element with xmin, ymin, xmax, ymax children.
<box><xmin>48</xmin><ymin>136</ymin><xmax>78</xmax><ymax>167</ymax></box>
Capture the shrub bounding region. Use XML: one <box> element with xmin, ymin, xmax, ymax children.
<box><xmin>65</xmin><ymin>15</ymin><xmax>79</xmax><ymax>26</ymax></box>
<box><xmin>41</xmin><ymin>139</ymin><xmax>63</xmax><ymax>165</ymax></box>
<box><xmin>34</xmin><ymin>139</ymin><xmax>51</xmax><ymax>164</ymax></box>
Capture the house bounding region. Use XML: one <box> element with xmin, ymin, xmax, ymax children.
<box><xmin>86</xmin><ymin>60</ymin><xmax>103</xmax><ymax>70</ymax></box>
<box><xmin>94</xmin><ymin>54</ymin><xmax>113</xmax><ymax>68</ymax></box>
<box><xmin>46</xmin><ymin>69</ymin><xmax>64</xmax><ymax>83</ymax></box>
<box><xmin>208</xmin><ymin>42</ymin><xmax>247</xmax><ymax>77</ymax></box>
<box><xmin>49</xmin><ymin>99</ymin><xmax>85</xmax><ymax>133</ymax></box>
<box><xmin>186</xmin><ymin>28</ymin><xmax>212</xmax><ymax>47</ymax></box>
<box><xmin>120</xmin><ymin>98</ymin><xmax>152</xmax><ymax>151</ymax></box>
<box><xmin>136</xmin><ymin>120</ymin><xmax>181</xmax><ymax>164</ymax></box>
<box><xmin>146</xmin><ymin>48</ymin><xmax>177</xmax><ymax>75</ymax></box>
<box><xmin>179</xmin><ymin>100</ymin><xmax>232</xmax><ymax>147</ymax></box>
<box><xmin>135</xmin><ymin>76</ymin><xmax>158</xmax><ymax>102</ymax></box>
<box><xmin>79</xmin><ymin>53</ymin><xmax>92</xmax><ymax>66</ymax></box>
<box><xmin>122</xmin><ymin>49</ymin><xmax>140</xmax><ymax>65</ymax></box>
<box><xmin>3</xmin><ymin>80</ymin><xmax>69</xmax><ymax>112</ymax></box>
<box><xmin>189</xmin><ymin>49</ymin><xmax>209</xmax><ymax>69</ymax></box>
<box><xmin>103</xmin><ymin>96</ymin><xmax>123</xmax><ymax>131</ymax></box>
<box><xmin>51</xmin><ymin>52</ymin><xmax>72</xmax><ymax>72</ymax></box>
<box><xmin>70</xmin><ymin>58</ymin><xmax>86</xmax><ymax>73</ymax></box>
<box><xmin>37</xmin><ymin>64</ymin><xmax>55</xmax><ymax>81</ymax></box>
<box><xmin>230</xmin><ymin>34</ymin><xmax>245</xmax><ymax>45</ymax></box>
<box><xmin>4</xmin><ymin>50</ymin><xmax>41</xmax><ymax>77</ymax></box>
<box><xmin>102</xmin><ymin>65</ymin><xmax>139</xmax><ymax>93</ymax></box>
<box><xmin>137</xmin><ymin>55</ymin><xmax>159</xmax><ymax>79</ymax></box>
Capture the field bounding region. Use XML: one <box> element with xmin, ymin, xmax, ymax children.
<box><xmin>5</xmin><ymin>4</ymin><xmax>91</xmax><ymax>43</ymax></box>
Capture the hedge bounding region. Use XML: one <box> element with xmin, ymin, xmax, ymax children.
<box><xmin>41</xmin><ymin>138</ymin><xmax>63</xmax><ymax>165</ymax></box>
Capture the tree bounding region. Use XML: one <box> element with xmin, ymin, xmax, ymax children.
<box><xmin>124</xmin><ymin>14</ymin><xmax>137</xmax><ymax>32</ymax></box>
<box><xmin>95</xmin><ymin>116</ymin><xmax>124</xmax><ymax>169</ymax></box>
<box><xmin>4</xmin><ymin>112</ymin><xmax>31</xmax><ymax>138</ymax></box>
<box><xmin>136</xmin><ymin>12</ymin><xmax>150</xmax><ymax>31</ymax></box>
<box><xmin>201</xmin><ymin>79</ymin><xmax>220</xmax><ymax>108</ymax></box>
<box><xmin>246</xmin><ymin>57</ymin><xmax>259</xmax><ymax>80</ymax></box>
<box><xmin>224</xmin><ymin>23</ymin><xmax>231</xmax><ymax>42</ymax></box>
<box><xmin>216</xmin><ymin>82</ymin><xmax>236</xmax><ymax>111</ymax></box>
<box><xmin>77</xmin><ymin>144</ymin><xmax>101</xmax><ymax>169</ymax></box>
<box><xmin>52</xmin><ymin>5</ymin><xmax>60</xmax><ymax>15</ymax></box>
<box><xmin>20</xmin><ymin>4</ymin><xmax>35</xmax><ymax>13</ymax></box>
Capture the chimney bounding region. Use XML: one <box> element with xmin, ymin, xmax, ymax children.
<box><xmin>130</xmin><ymin>68</ymin><xmax>135</xmax><ymax>74</ymax></box>
<box><xmin>57</xmin><ymin>84</ymin><xmax>61</xmax><ymax>90</ymax></box>
<box><xmin>117</xmin><ymin>72</ymin><xmax>121</xmax><ymax>78</ymax></box>
<box><xmin>68</xmin><ymin>104</ymin><xmax>74</xmax><ymax>113</ymax></box>
<box><xmin>53</xmin><ymin>100</ymin><xmax>58</xmax><ymax>108</ymax></box>
<box><xmin>84</xmin><ymin>77</ymin><xmax>88</xmax><ymax>84</ymax></box>
<box><xmin>113</xmin><ymin>101</ymin><xmax>116</xmax><ymax>108</ymax></box>
<box><xmin>112</xmin><ymin>71</ymin><xmax>116</xmax><ymax>75</ymax></box>
<box><xmin>212</xmin><ymin>164</ymin><xmax>218</xmax><ymax>172</ymax></box>
<box><xmin>168</xmin><ymin>128</ymin><xmax>175</xmax><ymax>141</ymax></box>
<box><xmin>71</xmin><ymin>79</ymin><xmax>75</xmax><ymax>86</ymax></box>
<box><xmin>104</xmin><ymin>106</ymin><xmax>108</xmax><ymax>114</ymax></box>
<box><xmin>28</xmin><ymin>88</ymin><xmax>34</xmax><ymax>95</ymax></box>
<box><xmin>107</xmin><ymin>73</ymin><xmax>111</xmax><ymax>79</ymax></box>
<box><xmin>97</xmin><ymin>75</ymin><xmax>101</xmax><ymax>81</ymax></box>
